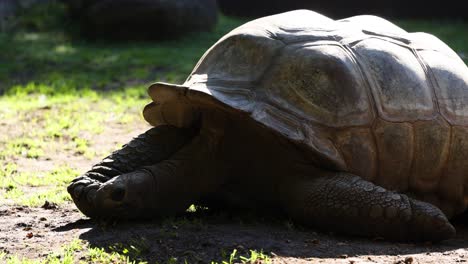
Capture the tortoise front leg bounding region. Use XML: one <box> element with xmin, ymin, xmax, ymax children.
<box><xmin>74</xmin><ymin>111</ymin><xmax>228</xmax><ymax>219</ymax></box>
<box><xmin>283</xmin><ymin>172</ymin><xmax>456</xmax><ymax>242</ymax></box>
<box><xmin>67</xmin><ymin>125</ymin><xmax>195</xmax><ymax>217</ymax></box>
<box><xmin>91</xmin><ymin>131</ymin><xmax>223</xmax><ymax>218</ymax></box>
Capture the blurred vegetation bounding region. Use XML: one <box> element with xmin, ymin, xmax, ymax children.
<box><xmin>11</xmin><ymin>0</ymin><xmax>69</xmax><ymax>32</ymax></box>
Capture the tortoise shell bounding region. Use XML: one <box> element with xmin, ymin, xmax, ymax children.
<box><xmin>146</xmin><ymin>10</ymin><xmax>468</xmax><ymax>217</ymax></box>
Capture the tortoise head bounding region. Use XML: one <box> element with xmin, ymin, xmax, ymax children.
<box><xmin>143</xmin><ymin>82</ymin><xmax>199</xmax><ymax>128</ymax></box>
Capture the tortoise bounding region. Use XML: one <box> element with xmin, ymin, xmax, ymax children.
<box><xmin>68</xmin><ymin>10</ymin><xmax>468</xmax><ymax>241</ymax></box>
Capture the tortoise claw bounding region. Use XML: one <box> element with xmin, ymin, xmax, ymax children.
<box><xmin>73</xmin><ymin>185</ymin><xmax>85</xmax><ymax>199</ymax></box>
<box><xmin>67</xmin><ymin>176</ymin><xmax>103</xmax><ymax>217</ymax></box>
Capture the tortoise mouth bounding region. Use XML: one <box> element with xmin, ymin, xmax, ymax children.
<box><xmin>143</xmin><ymin>82</ymin><xmax>239</xmax><ymax>128</ymax></box>
<box><xmin>143</xmin><ymin>100</ymin><xmax>201</xmax><ymax>128</ymax></box>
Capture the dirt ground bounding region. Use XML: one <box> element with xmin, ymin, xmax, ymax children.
<box><xmin>0</xmin><ymin>204</ymin><xmax>467</xmax><ymax>263</ymax></box>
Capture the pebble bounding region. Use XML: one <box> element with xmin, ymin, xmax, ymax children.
<box><xmin>404</xmin><ymin>256</ymin><xmax>414</xmax><ymax>264</ymax></box>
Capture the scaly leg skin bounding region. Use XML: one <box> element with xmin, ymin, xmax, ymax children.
<box><xmin>75</xmin><ymin>111</ymin><xmax>227</xmax><ymax>219</ymax></box>
<box><xmin>67</xmin><ymin>125</ymin><xmax>195</xmax><ymax>218</ymax></box>
<box><xmin>284</xmin><ymin>172</ymin><xmax>456</xmax><ymax>242</ymax></box>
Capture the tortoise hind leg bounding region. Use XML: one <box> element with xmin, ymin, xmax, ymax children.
<box><xmin>67</xmin><ymin>125</ymin><xmax>195</xmax><ymax>218</ymax></box>
<box><xmin>283</xmin><ymin>172</ymin><xmax>455</xmax><ymax>241</ymax></box>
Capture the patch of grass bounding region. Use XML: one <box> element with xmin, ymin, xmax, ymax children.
<box><xmin>20</xmin><ymin>166</ymin><xmax>80</xmax><ymax>186</ymax></box>
<box><xmin>1</xmin><ymin>236</ymin><xmax>272</xmax><ymax>264</ymax></box>
<box><xmin>0</xmin><ymin>239</ymin><xmax>147</xmax><ymax>264</ymax></box>
<box><xmin>108</xmin><ymin>238</ymin><xmax>151</xmax><ymax>263</ymax></box>
<box><xmin>0</xmin><ymin>85</ymin><xmax>147</xmax><ymax>161</ymax></box>
<box><xmin>214</xmin><ymin>249</ymin><xmax>271</xmax><ymax>264</ymax></box>
<box><xmin>1</xmin><ymin>138</ymin><xmax>45</xmax><ymax>159</ymax></box>
<box><xmin>0</xmin><ymin>165</ymin><xmax>79</xmax><ymax>206</ymax></box>
<box><xmin>5</xmin><ymin>167</ymin><xmax>80</xmax><ymax>206</ymax></box>
<box><xmin>16</xmin><ymin>186</ymin><xmax>73</xmax><ymax>206</ymax></box>
<box><xmin>86</xmin><ymin>238</ymin><xmax>154</xmax><ymax>264</ymax></box>
<box><xmin>0</xmin><ymin>163</ymin><xmax>18</xmax><ymax>189</ymax></box>
<box><xmin>239</xmin><ymin>250</ymin><xmax>271</xmax><ymax>264</ymax></box>
<box><xmin>86</xmin><ymin>247</ymin><xmax>135</xmax><ymax>264</ymax></box>
<box><xmin>2</xmin><ymin>186</ymin><xmax>24</xmax><ymax>201</ymax></box>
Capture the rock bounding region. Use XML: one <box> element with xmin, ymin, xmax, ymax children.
<box><xmin>1</xmin><ymin>0</ymin><xmax>62</xmax><ymax>32</ymax></box>
<box><xmin>0</xmin><ymin>0</ymin><xmax>19</xmax><ymax>31</ymax></box>
<box><xmin>67</xmin><ymin>0</ymin><xmax>218</xmax><ymax>40</ymax></box>
<box><xmin>41</xmin><ymin>201</ymin><xmax>58</xmax><ymax>210</ymax></box>
<box><xmin>19</xmin><ymin>0</ymin><xmax>51</xmax><ymax>9</ymax></box>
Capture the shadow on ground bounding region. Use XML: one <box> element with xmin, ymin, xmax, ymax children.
<box><xmin>55</xmin><ymin>210</ymin><xmax>468</xmax><ymax>263</ymax></box>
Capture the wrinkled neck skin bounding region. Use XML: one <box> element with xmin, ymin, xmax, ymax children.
<box><xmin>192</xmin><ymin>107</ymin><xmax>318</xmax><ymax>211</ymax></box>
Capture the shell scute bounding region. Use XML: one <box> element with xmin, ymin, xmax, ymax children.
<box><xmin>410</xmin><ymin>118</ymin><xmax>450</xmax><ymax>193</ymax></box>
<box><xmin>351</xmin><ymin>38</ymin><xmax>436</xmax><ymax>122</ymax></box>
<box><xmin>418</xmin><ymin>50</ymin><xmax>468</xmax><ymax>126</ymax></box>
<box><xmin>440</xmin><ymin>126</ymin><xmax>468</xmax><ymax>216</ymax></box>
<box><xmin>190</xmin><ymin>31</ymin><xmax>284</xmax><ymax>84</ymax></box>
<box><xmin>263</xmin><ymin>42</ymin><xmax>372</xmax><ymax>128</ymax></box>
<box><xmin>373</xmin><ymin>119</ymin><xmax>414</xmax><ymax>191</ymax></box>
<box><xmin>334</xmin><ymin>128</ymin><xmax>377</xmax><ymax>181</ymax></box>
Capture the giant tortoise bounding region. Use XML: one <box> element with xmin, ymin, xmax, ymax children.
<box><xmin>68</xmin><ymin>10</ymin><xmax>468</xmax><ymax>241</ymax></box>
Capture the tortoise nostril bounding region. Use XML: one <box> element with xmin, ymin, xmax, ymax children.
<box><xmin>111</xmin><ymin>187</ymin><xmax>126</xmax><ymax>201</ymax></box>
